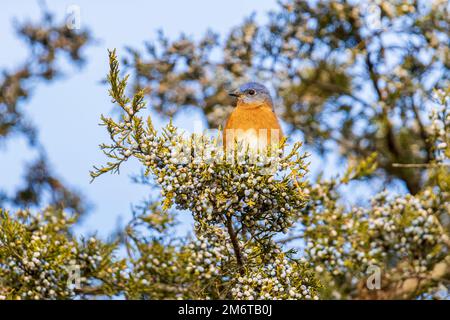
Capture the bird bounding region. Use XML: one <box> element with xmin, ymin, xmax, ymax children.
<box><xmin>223</xmin><ymin>82</ymin><xmax>283</xmax><ymax>153</ymax></box>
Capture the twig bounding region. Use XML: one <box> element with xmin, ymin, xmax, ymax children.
<box><xmin>278</xmin><ymin>234</ymin><xmax>303</xmax><ymax>244</ymax></box>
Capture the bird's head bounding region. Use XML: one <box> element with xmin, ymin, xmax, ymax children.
<box><xmin>229</xmin><ymin>82</ymin><xmax>273</xmax><ymax>109</ymax></box>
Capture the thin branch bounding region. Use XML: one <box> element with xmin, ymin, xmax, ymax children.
<box><xmin>278</xmin><ymin>234</ymin><xmax>303</xmax><ymax>244</ymax></box>
<box><xmin>225</xmin><ymin>214</ymin><xmax>244</xmax><ymax>274</ymax></box>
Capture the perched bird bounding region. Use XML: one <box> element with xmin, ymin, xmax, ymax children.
<box><xmin>224</xmin><ymin>82</ymin><xmax>283</xmax><ymax>153</ymax></box>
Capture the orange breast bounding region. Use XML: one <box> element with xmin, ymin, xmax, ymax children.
<box><xmin>223</xmin><ymin>103</ymin><xmax>283</xmax><ymax>152</ymax></box>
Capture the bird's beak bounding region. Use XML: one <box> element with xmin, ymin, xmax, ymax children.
<box><xmin>228</xmin><ymin>89</ymin><xmax>241</xmax><ymax>98</ymax></box>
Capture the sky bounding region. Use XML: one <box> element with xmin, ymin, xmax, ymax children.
<box><xmin>0</xmin><ymin>0</ymin><xmax>280</xmax><ymax>237</ymax></box>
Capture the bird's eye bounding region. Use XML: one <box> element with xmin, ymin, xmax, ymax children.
<box><xmin>248</xmin><ymin>89</ymin><xmax>256</xmax><ymax>96</ymax></box>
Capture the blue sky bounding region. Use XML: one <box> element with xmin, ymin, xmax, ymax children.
<box><xmin>0</xmin><ymin>0</ymin><xmax>280</xmax><ymax>237</ymax></box>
